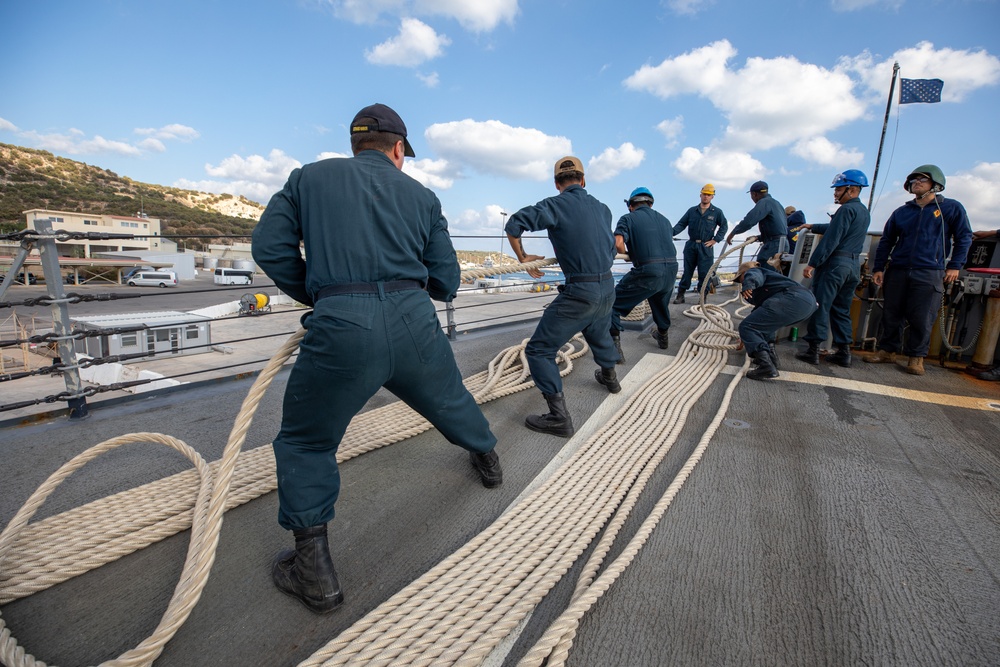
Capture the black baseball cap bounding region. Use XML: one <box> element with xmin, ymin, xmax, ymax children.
<box><xmin>350</xmin><ymin>103</ymin><xmax>415</xmax><ymax>157</ymax></box>
<box><xmin>748</xmin><ymin>180</ymin><xmax>768</xmax><ymax>193</ymax></box>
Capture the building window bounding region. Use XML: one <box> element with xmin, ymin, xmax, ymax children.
<box><xmin>121</xmin><ymin>333</ymin><xmax>138</xmax><ymax>347</ymax></box>
<box><xmin>186</xmin><ymin>325</ymin><xmax>200</xmax><ymax>340</ymax></box>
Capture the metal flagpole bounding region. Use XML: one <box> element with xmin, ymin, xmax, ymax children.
<box><xmin>868</xmin><ymin>62</ymin><xmax>899</xmax><ymax>211</ymax></box>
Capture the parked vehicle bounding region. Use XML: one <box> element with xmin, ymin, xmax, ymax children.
<box><xmin>214</xmin><ymin>268</ymin><xmax>254</xmax><ymax>286</ymax></box>
<box><xmin>127</xmin><ymin>271</ymin><xmax>178</xmax><ymax>288</ymax></box>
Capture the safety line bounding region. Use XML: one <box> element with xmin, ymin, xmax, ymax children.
<box><xmin>775</xmin><ymin>370</ymin><xmax>1000</xmax><ymax>411</ymax></box>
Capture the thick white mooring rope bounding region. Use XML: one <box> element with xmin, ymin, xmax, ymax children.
<box><xmin>0</xmin><ymin>245</ymin><xmax>756</xmax><ymax>667</ymax></box>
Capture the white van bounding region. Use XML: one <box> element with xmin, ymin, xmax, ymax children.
<box><xmin>127</xmin><ymin>271</ymin><xmax>178</xmax><ymax>288</ymax></box>
<box><xmin>214</xmin><ymin>268</ymin><xmax>254</xmax><ymax>286</ymax></box>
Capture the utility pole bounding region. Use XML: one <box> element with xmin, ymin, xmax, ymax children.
<box><xmin>499</xmin><ymin>211</ymin><xmax>508</xmax><ymax>264</ymax></box>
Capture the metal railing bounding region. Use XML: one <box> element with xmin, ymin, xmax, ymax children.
<box><xmin>1</xmin><ymin>224</ymin><xmax>746</xmax><ymax>422</ymax></box>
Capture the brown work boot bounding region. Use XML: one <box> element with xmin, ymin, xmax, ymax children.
<box><xmin>863</xmin><ymin>349</ymin><xmax>896</xmax><ymax>364</ymax></box>
<box><xmin>906</xmin><ymin>356</ymin><xmax>925</xmax><ymax>375</ymax></box>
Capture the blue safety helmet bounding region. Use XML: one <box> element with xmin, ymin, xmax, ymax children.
<box><xmin>625</xmin><ymin>186</ymin><xmax>654</xmax><ymax>206</ymax></box>
<box><xmin>831</xmin><ymin>169</ymin><xmax>869</xmax><ymax>188</ymax></box>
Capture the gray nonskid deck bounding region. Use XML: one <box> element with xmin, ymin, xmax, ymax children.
<box><xmin>1</xmin><ymin>295</ymin><xmax>998</xmax><ymax>667</ymax></box>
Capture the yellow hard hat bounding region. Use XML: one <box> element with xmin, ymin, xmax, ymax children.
<box><xmin>701</xmin><ymin>183</ymin><xmax>715</xmax><ymax>195</ymax></box>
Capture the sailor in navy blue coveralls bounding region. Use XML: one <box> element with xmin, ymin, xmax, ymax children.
<box><xmin>672</xmin><ymin>184</ymin><xmax>727</xmax><ymax>302</ymax></box>
<box><xmin>735</xmin><ymin>262</ymin><xmax>818</xmax><ymax>381</ymax></box>
<box><xmin>866</xmin><ymin>165</ymin><xmax>973</xmax><ymax>375</ymax></box>
<box><xmin>252</xmin><ymin>103</ymin><xmax>501</xmax><ymax>614</ymax></box>
<box><xmin>727</xmin><ymin>181</ymin><xmax>789</xmax><ymax>271</ymax></box>
<box><xmin>796</xmin><ymin>174</ymin><xmax>871</xmax><ymax>368</ymax></box>
<box><xmin>610</xmin><ymin>187</ymin><xmax>677</xmax><ymax>358</ymax></box>
<box><xmin>505</xmin><ymin>156</ymin><xmax>620</xmax><ymax>438</ymax></box>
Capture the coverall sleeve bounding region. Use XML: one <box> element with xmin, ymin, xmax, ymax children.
<box><xmin>252</xmin><ymin>171</ymin><xmax>312</xmax><ymax>306</ymax></box>
<box><xmin>807</xmin><ymin>213</ymin><xmax>851</xmax><ymax>268</ymax></box>
<box><xmin>731</xmin><ymin>201</ymin><xmax>766</xmax><ymax>236</ymax></box>
<box><xmin>424</xmin><ymin>205</ymin><xmax>461</xmax><ymax>302</ymax></box>
<box><xmin>505</xmin><ymin>200</ymin><xmax>557</xmax><ymax>237</ymax></box>
<box><xmin>741</xmin><ymin>269</ymin><xmax>765</xmax><ymax>292</ymax></box>
<box><xmin>946</xmin><ymin>202</ymin><xmax>974</xmax><ymax>270</ymax></box>
<box><xmin>672</xmin><ymin>209</ymin><xmax>691</xmax><ymax>236</ymax></box>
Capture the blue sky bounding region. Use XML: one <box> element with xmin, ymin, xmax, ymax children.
<box><xmin>2</xmin><ymin>0</ymin><xmax>999</xmax><ymax>255</ymax></box>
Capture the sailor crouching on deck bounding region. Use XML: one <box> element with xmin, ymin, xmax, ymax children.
<box><xmin>505</xmin><ymin>156</ymin><xmax>621</xmax><ymax>438</ymax></box>
<box><xmin>251</xmin><ymin>103</ymin><xmax>502</xmax><ymax>614</ymax></box>
<box><xmin>734</xmin><ymin>261</ymin><xmax>819</xmax><ymax>381</ymax></box>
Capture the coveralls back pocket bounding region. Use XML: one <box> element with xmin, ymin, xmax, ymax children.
<box><xmin>401</xmin><ymin>300</ymin><xmax>446</xmax><ymax>365</ymax></box>
<box><xmin>302</xmin><ymin>306</ymin><xmax>373</xmax><ymax>379</ymax></box>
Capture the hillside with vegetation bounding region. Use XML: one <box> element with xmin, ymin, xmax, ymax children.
<box><xmin>0</xmin><ymin>143</ymin><xmax>265</xmax><ymax>250</ymax></box>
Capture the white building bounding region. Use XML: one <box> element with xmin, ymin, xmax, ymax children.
<box><xmin>71</xmin><ymin>311</ymin><xmax>212</xmax><ymax>359</ymax></box>
<box><xmin>22</xmin><ymin>208</ymin><xmax>173</xmax><ymax>258</ymax></box>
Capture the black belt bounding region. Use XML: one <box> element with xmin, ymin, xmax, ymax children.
<box><xmin>762</xmin><ymin>235</ymin><xmax>783</xmax><ymax>242</ymax></box>
<box><xmin>316</xmin><ymin>279</ymin><xmax>424</xmax><ymax>300</ymax></box>
<box><xmin>831</xmin><ymin>252</ymin><xmax>859</xmax><ymax>259</ymax></box>
<box><xmin>566</xmin><ymin>272</ymin><xmax>613</xmax><ymax>284</ymax></box>
<box><xmin>634</xmin><ymin>258</ymin><xmax>669</xmax><ymax>266</ymax></box>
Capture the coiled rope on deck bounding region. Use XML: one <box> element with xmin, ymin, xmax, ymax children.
<box><xmin>0</xmin><ymin>260</ymin><xmax>583</xmax><ymax>667</ymax></box>
<box><xmin>0</xmin><ymin>245</ymin><xmax>756</xmax><ymax>667</ymax></box>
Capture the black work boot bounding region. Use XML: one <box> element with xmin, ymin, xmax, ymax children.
<box><xmin>655</xmin><ymin>328</ymin><xmax>669</xmax><ymax>350</ymax></box>
<box><xmin>611</xmin><ymin>333</ymin><xmax>626</xmax><ymax>365</ymax></box>
<box><xmin>525</xmin><ymin>392</ymin><xmax>575</xmax><ymax>437</ymax></box>
<box><xmin>795</xmin><ymin>342</ymin><xmax>820</xmax><ymax>365</ymax></box>
<box><xmin>469</xmin><ymin>449</ymin><xmax>503</xmax><ymax>488</ymax></box>
<box><xmin>746</xmin><ymin>349</ymin><xmax>779</xmax><ymax>381</ymax></box>
<box><xmin>595</xmin><ymin>366</ymin><xmax>621</xmax><ymax>394</ymax></box>
<box><xmin>768</xmin><ymin>343</ymin><xmax>780</xmax><ymax>370</ymax></box>
<box><xmin>272</xmin><ymin>525</ymin><xmax>344</xmax><ymax>614</ymax></box>
<box><xmin>673</xmin><ymin>288</ymin><xmax>685</xmax><ymax>304</ymax></box>
<box><xmin>827</xmin><ymin>345</ymin><xmax>852</xmax><ymax>368</ymax></box>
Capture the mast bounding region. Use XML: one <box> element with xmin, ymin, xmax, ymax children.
<box><xmin>868</xmin><ymin>62</ymin><xmax>899</xmax><ymax>210</ymax></box>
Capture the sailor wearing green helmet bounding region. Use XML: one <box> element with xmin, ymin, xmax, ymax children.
<box><xmin>864</xmin><ymin>164</ymin><xmax>973</xmax><ymax>376</ymax></box>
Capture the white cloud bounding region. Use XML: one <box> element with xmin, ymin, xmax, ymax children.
<box><xmin>833</xmin><ymin>0</ymin><xmax>904</xmax><ymax>11</ymax></box>
<box><xmin>403</xmin><ymin>157</ymin><xmax>456</xmax><ymax>189</ymax></box>
<box><xmin>17</xmin><ymin>130</ymin><xmax>143</xmax><ymax>157</ymax></box>
<box><xmin>625</xmin><ymin>40</ymin><xmax>866</xmax><ymax>153</ymax></box>
<box><xmin>175</xmin><ymin>149</ymin><xmax>302</xmax><ymax>203</ymax></box>
<box><xmin>586</xmin><ymin>143</ymin><xmax>645</xmax><ymax>182</ymax></box>
<box><xmin>366</xmin><ymin>18</ymin><xmax>450</xmax><ymax>67</ymax></box>
<box><xmin>624</xmin><ymin>40</ymin><xmax>735</xmax><ymax>99</ymax></box>
<box><xmin>425</xmin><ymin>119</ymin><xmax>572</xmax><ymax>180</ymax></box>
<box><xmin>324</xmin><ymin>0</ymin><xmax>516</xmax><ymax>31</ymax></box>
<box><xmin>655</xmin><ymin>116</ymin><xmax>684</xmax><ymax>148</ymax></box>
<box><xmin>843</xmin><ymin>42</ymin><xmax>1000</xmax><ymax>103</ymax></box>
<box><xmin>663</xmin><ymin>0</ymin><xmax>716</xmax><ymax>15</ymax></box>
<box><xmin>791</xmin><ymin>137</ymin><xmax>864</xmax><ymax>167</ymax></box>
<box><xmin>945</xmin><ymin>162</ymin><xmax>1000</xmax><ymax>229</ymax></box>
<box><xmin>417</xmin><ymin>71</ymin><xmax>441</xmax><ymax>87</ymax></box>
<box><xmin>0</xmin><ymin>117</ymin><xmax>18</xmax><ymax>132</ymax></box>
<box><xmin>415</xmin><ymin>0</ymin><xmax>518</xmax><ymax>31</ymax></box>
<box><xmin>134</xmin><ymin>124</ymin><xmax>200</xmax><ymax>141</ymax></box>
<box><xmin>322</xmin><ymin>0</ymin><xmax>407</xmax><ymax>24</ymax></box>
<box><xmin>448</xmin><ymin>203</ymin><xmax>509</xmax><ymax>239</ymax></box>
<box><xmin>672</xmin><ymin>146</ymin><xmax>766</xmax><ymax>189</ymax></box>
<box><xmin>137</xmin><ymin>137</ymin><xmax>166</xmax><ymax>153</ymax></box>
<box><xmin>316</xmin><ymin>151</ymin><xmax>350</xmax><ymax>160</ymax></box>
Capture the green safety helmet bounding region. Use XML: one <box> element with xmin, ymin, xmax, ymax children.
<box><xmin>625</xmin><ymin>186</ymin><xmax>654</xmax><ymax>206</ymax></box>
<box><xmin>904</xmin><ymin>164</ymin><xmax>946</xmax><ymax>193</ymax></box>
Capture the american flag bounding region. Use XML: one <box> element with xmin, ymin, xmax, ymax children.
<box><xmin>899</xmin><ymin>78</ymin><xmax>944</xmax><ymax>104</ymax></box>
